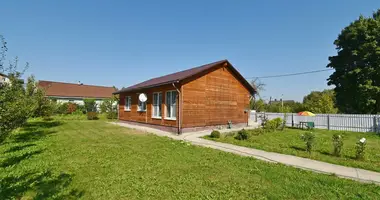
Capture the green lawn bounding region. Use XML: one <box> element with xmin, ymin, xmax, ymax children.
<box><xmin>205</xmin><ymin>128</ymin><xmax>380</xmax><ymax>172</ymax></box>
<box><xmin>1</xmin><ymin>119</ymin><xmax>380</xmax><ymax>199</ymax></box>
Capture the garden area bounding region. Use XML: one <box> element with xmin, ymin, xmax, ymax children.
<box><xmin>205</xmin><ymin>117</ymin><xmax>380</xmax><ymax>172</ymax></box>
<box><xmin>1</xmin><ymin>117</ymin><xmax>380</xmax><ymax>199</ymax></box>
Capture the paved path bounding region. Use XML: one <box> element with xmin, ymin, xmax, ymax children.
<box><xmin>110</xmin><ymin>122</ymin><xmax>380</xmax><ymax>184</ymax></box>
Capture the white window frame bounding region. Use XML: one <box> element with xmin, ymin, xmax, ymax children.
<box><xmin>165</xmin><ymin>90</ymin><xmax>177</xmax><ymax>120</ymax></box>
<box><xmin>137</xmin><ymin>94</ymin><xmax>147</xmax><ymax>112</ymax></box>
<box><xmin>152</xmin><ymin>92</ymin><xmax>162</xmax><ymax>119</ymax></box>
<box><xmin>124</xmin><ymin>96</ymin><xmax>131</xmax><ymax>111</ymax></box>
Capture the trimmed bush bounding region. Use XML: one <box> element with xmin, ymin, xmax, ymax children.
<box><xmin>356</xmin><ymin>138</ymin><xmax>366</xmax><ymax>160</ymax></box>
<box><xmin>210</xmin><ymin>130</ymin><xmax>221</xmax><ymax>138</ymax></box>
<box><xmin>87</xmin><ymin>112</ymin><xmax>99</xmax><ymax>120</ymax></box>
<box><xmin>332</xmin><ymin>134</ymin><xmax>343</xmax><ymax>157</ymax></box>
<box><xmin>264</xmin><ymin>118</ymin><xmax>283</xmax><ymax>131</ymax></box>
<box><xmin>301</xmin><ymin>132</ymin><xmax>315</xmax><ymax>153</ymax></box>
<box><xmin>235</xmin><ymin>129</ymin><xmax>249</xmax><ymax>140</ymax></box>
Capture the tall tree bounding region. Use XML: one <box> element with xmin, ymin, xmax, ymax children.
<box><xmin>250</xmin><ymin>78</ymin><xmax>266</xmax><ymax>111</ymax></box>
<box><xmin>327</xmin><ymin>9</ymin><xmax>380</xmax><ymax>114</ymax></box>
<box><xmin>303</xmin><ymin>90</ymin><xmax>338</xmax><ymax>114</ymax></box>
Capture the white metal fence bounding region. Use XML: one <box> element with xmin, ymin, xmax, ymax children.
<box><xmin>251</xmin><ymin>111</ymin><xmax>380</xmax><ymax>133</ymax></box>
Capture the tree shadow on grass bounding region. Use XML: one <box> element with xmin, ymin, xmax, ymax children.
<box><xmin>289</xmin><ymin>145</ymin><xmax>306</xmax><ymax>151</ymax></box>
<box><xmin>0</xmin><ymin>149</ymin><xmax>44</xmax><ymax>168</ymax></box>
<box><xmin>4</xmin><ymin>143</ymin><xmax>37</xmax><ymax>153</ymax></box>
<box><xmin>12</xmin><ymin>130</ymin><xmax>57</xmax><ymax>143</ymax></box>
<box><xmin>0</xmin><ymin>170</ymin><xmax>84</xmax><ymax>199</ymax></box>
<box><xmin>23</xmin><ymin>120</ymin><xmax>63</xmax><ymax>130</ymax></box>
<box><xmin>316</xmin><ymin>150</ymin><xmax>333</xmax><ymax>156</ymax></box>
<box><xmin>9</xmin><ymin>121</ymin><xmax>63</xmax><ymax>143</ymax></box>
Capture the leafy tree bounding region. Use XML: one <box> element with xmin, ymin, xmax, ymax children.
<box><xmin>250</xmin><ymin>98</ymin><xmax>266</xmax><ymax>111</ymax></box>
<box><xmin>0</xmin><ymin>35</ymin><xmax>42</xmax><ymax>142</ymax></box>
<box><xmin>250</xmin><ymin>79</ymin><xmax>266</xmax><ymax>111</ymax></box>
<box><xmin>303</xmin><ymin>90</ymin><xmax>338</xmax><ymax>114</ymax></box>
<box><xmin>327</xmin><ymin>9</ymin><xmax>380</xmax><ymax>114</ymax></box>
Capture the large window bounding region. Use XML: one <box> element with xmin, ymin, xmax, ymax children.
<box><xmin>166</xmin><ymin>91</ymin><xmax>177</xmax><ymax>119</ymax></box>
<box><xmin>137</xmin><ymin>96</ymin><xmax>146</xmax><ymax>112</ymax></box>
<box><xmin>152</xmin><ymin>92</ymin><xmax>162</xmax><ymax>118</ymax></box>
<box><xmin>124</xmin><ymin>96</ymin><xmax>131</xmax><ymax>111</ymax></box>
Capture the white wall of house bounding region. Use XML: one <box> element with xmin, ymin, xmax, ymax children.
<box><xmin>0</xmin><ymin>74</ymin><xmax>10</xmax><ymax>84</ymax></box>
<box><xmin>52</xmin><ymin>97</ymin><xmax>105</xmax><ymax>111</ymax></box>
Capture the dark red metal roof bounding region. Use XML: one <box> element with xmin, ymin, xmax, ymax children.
<box><xmin>39</xmin><ymin>81</ymin><xmax>116</xmax><ymax>98</ymax></box>
<box><xmin>114</xmin><ymin>59</ymin><xmax>255</xmax><ymax>94</ymax></box>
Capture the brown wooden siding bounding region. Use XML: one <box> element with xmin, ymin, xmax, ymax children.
<box><xmin>181</xmin><ymin>65</ymin><xmax>250</xmax><ymax>128</ymax></box>
<box><xmin>118</xmin><ymin>84</ymin><xmax>179</xmax><ymax>127</ymax></box>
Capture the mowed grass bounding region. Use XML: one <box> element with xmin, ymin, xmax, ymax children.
<box><xmin>1</xmin><ymin>119</ymin><xmax>380</xmax><ymax>199</ymax></box>
<box><xmin>205</xmin><ymin>128</ymin><xmax>380</xmax><ymax>172</ymax></box>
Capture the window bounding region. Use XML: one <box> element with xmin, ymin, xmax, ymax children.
<box><xmin>166</xmin><ymin>91</ymin><xmax>177</xmax><ymax>119</ymax></box>
<box><xmin>137</xmin><ymin>96</ymin><xmax>146</xmax><ymax>112</ymax></box>
<box><xmin>152</xmin><ymin>92</ymin><xmax>162</xmax><ymax>118</ymax></box>
<box><xmin>124</xmin><ymin>96</ymin><xmax>131</xmax><ymax>111</ymax></box>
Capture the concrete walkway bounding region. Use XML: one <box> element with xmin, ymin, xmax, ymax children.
<box><xmin>109</xmin><ymin>122</ymin><xmax>380</xmax><ymax>184</ymax></box>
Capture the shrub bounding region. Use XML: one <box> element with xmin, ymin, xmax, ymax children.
<box><xmin>55</xmin><ymin>103</ymin><xmax>69</xmax><ymax>114</ymax></box>
<box><xmin>210</xmin><ymin>130</ymin><xmax>221</xmax><ymax>138</ymax></box>
<box><xmin>332</xmin><ymin>134</ymin><xmax>344</xmax><ymax>156</ymax></box>
<box><xmin>355</xmin><ymin>138</ymin><xmax>366</xmax><ymax>160</ymax></box>
<box><xmin>67</xmin><ymin>102</ymin><xmax>77</xmax><ymax>114</ymax></box>
<box><xmin>301</xmin><ymin>132</ymin><xmax>315</xmax><ymax>153</ymax></box>
<box><xmin>250</xmin><ymin>128</ymin><xmax>266</xmax><ymax>136</ymax></box>
<box><xmin>264</xmin><ymin>118</ymin><xmax>283</xmax><ymax>131</ymax></box>
<box><xmin>87</xmin><ymin>111</ymin><xmax>98</xmax><ymax>120</ymax></box>
<box><xmin>84</xmin><ymin>98</ymin><xmax>97</xmax><ymax>112</ymax></box>
<box><xmin>76</xmin><ymin>104</ymin><xmax>87</xmax><ymax>114</ymax></box>
<box><xmin>235</xmin><ymin>129</ymin><xmax>249</xmax><ymax>140</ymax></box>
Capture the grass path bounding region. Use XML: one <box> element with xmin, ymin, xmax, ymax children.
<box><xmin>1</xmin><ymin>119</ymin><xmax>380</xmax><ymax>199</ymax></box>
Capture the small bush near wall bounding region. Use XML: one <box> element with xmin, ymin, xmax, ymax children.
<box><xmin>264</xmin><ymin>118</ymin><xmax>283</xmax><ymax>131</ymax></box>
<box><xmin>235</xmin><ymin>129</ymin><xmax>249</xmax><ymax>140</ymax></box>
<box><xmin>210</xmin><ymin>130</ymin><xmax>221</xmax><ymax>138</ymax></box>
<box><xmin>87</xmin><ymin>112</ymin><xmax>98</xmax><ymax>120</ymax></box>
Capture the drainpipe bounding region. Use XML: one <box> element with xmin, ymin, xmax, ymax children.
<box><xmin>172</xmin><ymin>82</ymin><xmax>181</xmax><ymax>134</ymax></box>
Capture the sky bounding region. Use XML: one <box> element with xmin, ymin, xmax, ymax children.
<box><xmin>1</xmin><ymin>0</ymin><xmax>379</xmax><ymax>101</ymax></box>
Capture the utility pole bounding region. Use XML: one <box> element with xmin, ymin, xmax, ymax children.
<box><xmin>281</xmin><ymin>94</ymin><xmax>284</xmax><ymax>112</ymax></box>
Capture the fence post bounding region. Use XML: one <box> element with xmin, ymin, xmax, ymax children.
<box><xmin>327</xmin><ymin>114</ymin><xmax>330</xmax><ymax>130</ymax></box>
<box><xmin>291</xmin><ymin>113</ymin><xmax>294</xmax><ymax>127</ymax></box>
<box><xmin>373</xmin><ymin>116</ymin><xmax>378</xmax><ymax>133</ymax></box>
<box><xmin>255</xmin><ymin>112</ymin><xmax>258</xmax><ymax>122</ymax></box>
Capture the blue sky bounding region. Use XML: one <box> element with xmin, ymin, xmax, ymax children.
<box><xmin>1</xmin><ymin>0</ymin><xmax>379</xmax><ymax>101</ymax></box>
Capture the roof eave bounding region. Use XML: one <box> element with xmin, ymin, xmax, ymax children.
<box><xmin>113</xmin><ymin>80</ymin><xmax>179</xmax><ymax>94</ymax></box>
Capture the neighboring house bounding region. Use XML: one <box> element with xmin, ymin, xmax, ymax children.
<box><xmin>0</xmin><ymin>72</ymin><xmax>10</xmax><ymax>85</ymax></box>
<box><xmin>0</xmin><ymin>72</ymin><xmax>24</xmax><ymax>85</ymax></box>
<box><xmin>269</xmin><ymin>99</ymin><xmax>295</xmax><ymax>104</ymax></box>
<box><xmin>38</xmin><ymin>80</ymin><xmax>116</xmax><ymax>106</ymax></box>
<box><xmin>114</xmin><ymin>60</ymin><xmax>256</xmax><ymax>134</ymax></box>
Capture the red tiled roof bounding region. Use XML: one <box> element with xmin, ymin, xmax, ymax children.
<box><xmin>115</xmin><ymin>59</ymin><xmax>256</xmax><ymax>94</ymax></box>
<box><xmin>38</xmin><ymin>81</ymin><xmax>116</xmax><ymax>99</ymax></box>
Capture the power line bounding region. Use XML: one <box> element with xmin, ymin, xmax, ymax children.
<box><xmin>245</xmin><ymin>68</ymin><xmax>333</xmax><ymax>79</ymax></box>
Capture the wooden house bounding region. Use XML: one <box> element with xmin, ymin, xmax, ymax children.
<box><xmin>114</xmin><ymin>60</ymin><xmax>256</xmax><ymax>133</ymax></box>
